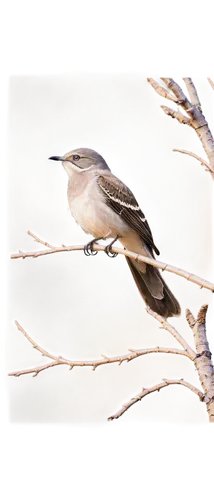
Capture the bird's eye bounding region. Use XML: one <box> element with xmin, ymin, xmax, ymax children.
<box><xmin>72</xmin><ymin>154</ymin><xmax>80</xmax><ymax>161</ymax></box>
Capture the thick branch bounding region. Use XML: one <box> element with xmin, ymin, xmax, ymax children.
<box><xmin>148</xmin><ymin>77</ymin><xmax>214</xmax><ymax>179</ymax></box>
<box><xmin>186</xmin><ymin>304</ymin><xmax>214</xmax><ymax>422</ymax></box>
<box><xmin>8</xmin><ymin>321</ymin><xmax>191</xmax><ymax>378</ymax></box>
<box><xmin>108</xmin><ymin>378</ymin><xmax>205</xmax><ymax>420</ymax></box>
<box><xmin>161</xmin><ymin>78</ymin><xmax>188</xmax><ymax>98</ymax></box>
<box><xmin>10</xmin><ymin>231</ymin><xmax>214</xmax><ymax>292</ymax></box>
<box><xmin>183</xmin><ymin>78</ymin><xmax>202</xmax><ymax>112</ymax></box>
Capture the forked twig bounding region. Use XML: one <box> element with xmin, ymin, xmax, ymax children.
<box><xmin>8</xmin><ymin>320</ymin><xmax>192</xmax><ymax>378</ymax></box>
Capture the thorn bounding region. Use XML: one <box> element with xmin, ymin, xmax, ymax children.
<box><xmin>33</xmin><ymin>372</ymin><xmax>38</xmax><ymax>377</ymax></box>
<box><xmin>69</xmin><ymin>365</ymin><xmax>73</xmax><ymax>370</ymax></box>
<box><xmin>101</xmin><ymin>354</ymin><xmax>109</xmax><ymax>360</ymax></box>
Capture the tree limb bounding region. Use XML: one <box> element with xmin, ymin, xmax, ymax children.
<box><xmin>147</xmin><ymin>78</ymin><xmax>178</xmax><ymax>103</ymax></box>
<box><xmin>183</xmin><ymin>78</ymin><xmax>202</xmax><ymax>112</ymax></box>
<box><xmin>186</xmin><ymin>304</ymin><xmax>214</xmax><ymax>422</ymax></box>
<box><xmin>148</xmin><ymin>77</ymin><xmax>214</xmax><ymax>179</ymax></box>
<box><xmin>108</xmin><ymin>378</ymin><xmax>206</xmax><ymax>420</ymax></box>
<box><xmin>160</xmin><ymin>105</ymin><xmax>191</xmax><ymax>126</ymax></box>
<box><xmin>146</xmin><ymin>307</ymin><xmax>196</xmax><ymax>360</ymax></box>
<box><xmin>8</xmin><ymin>320</ymin><xmax>192</xmax><ymax>378</ymax></box>
<box><xmin>10</xmin><ymin>231</ymin><xmax>214</xmax><ymax>292</ymax></box>
<box><xmin>173</xmin><ymin>149</ymin><xmax>211</xmax><ymax>172</ymax></box>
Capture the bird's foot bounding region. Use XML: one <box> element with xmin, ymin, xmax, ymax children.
<box><xmin>104</xmin><ymin>237</ymin><xmax>118</xmax><ymax>258</ymax></box>
<box><xmin>84</xmin><ymin>238</ymin><xmax>101</xmax><ymax>256</ymax></box>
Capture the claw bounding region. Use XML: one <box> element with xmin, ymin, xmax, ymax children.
<box><xmin>104</xmin><ymin>236</ymin><xmax>119</xmax><ymax>258</ymax></box>
<box><xmin>84</xmin><ymin>238</ymin><xmax>101</xmax><ymax>256</ymax></box>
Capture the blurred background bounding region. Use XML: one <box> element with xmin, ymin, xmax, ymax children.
<box><xmin>6</xmin><ymin>75</ymin><xmax>213</xmax><ymax>422</ymax></box>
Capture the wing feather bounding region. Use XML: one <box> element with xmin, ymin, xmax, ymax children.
<box><xmin>97</xmin><ymin>174</ymin><xmax>160</xmax><ymax>255</ymax></box>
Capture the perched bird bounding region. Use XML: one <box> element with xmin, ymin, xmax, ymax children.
<box><xmin>49</xmin><ymin>148</ymin><xmax>181</xmax><ymax>318</ymax></box>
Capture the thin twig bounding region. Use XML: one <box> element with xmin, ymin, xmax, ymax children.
<box><xmin>173</xmin><ymin>149</ymin><xmax>212</xmax><ymax>172</ymax></box>
<box><xmin>108</xmin><ymin>378</ymin><xmax>205</xmax><ymax>420</ymax></box>
<box><xmin>8</xmin><ymin>321</ymin><xmax>192</xmax><ymax>378</ymax></box>
<box><xmin>146</xmin><ymin>307</ymin><xmax>196</xmax><ymax>359</ymax></box>
<box><xmin>27</xmin><ymin>231</ymin><xmax>56</xmax><ymax>249</ymax></box>
<box><xmin>10</xmin><ymin>231</ymin><xmax>214</xmax><ymax>292</ymax></box>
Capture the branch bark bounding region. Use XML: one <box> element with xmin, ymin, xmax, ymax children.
<box><xmin>8</xmin><ymin>320</ymin><xmax>192</xmax><ymax>378</ymax></box>
<box><xmin>10</xmin><ymin>231</ymin><xmax>214</xmax><ymax>292</ymax></box>
<box><xmin>186</xmin><ymin>305</ymin><xmax>214</xmax><ymax>422</ymax></box>
<box><xmin>146</xmin><ymin>307</ymin><xmax>196</xmax><ymax>359</ymax></box>
<box><xmin>108</xmin><ymin>378</ymin><xmax>206</xmax><ymax>420</ymax></box>
<box><xmin>147</xmin><ymin>77</ymin><xmax>214</xmax><ymax>179</ymax></box>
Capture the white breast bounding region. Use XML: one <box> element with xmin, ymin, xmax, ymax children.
<box><xmin>67</xmin><ymin>175</ymin><xmax>128</xmax><ymax>239</ymax></box>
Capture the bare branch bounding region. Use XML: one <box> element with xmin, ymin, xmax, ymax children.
<box><xmin>108</xmin><ymin>378</ymin><xmax>205</xmax><ymax>420</ymax></box>
<box><xmin>146</xmin><ymin>307</ymin><xmax>196</xmax><ymax>359</ymax></box>
<box><xmin>148</xmin><ymin>77</ymin><xmax>214</xmax><ymax>178</ymax></box>
<box><xmin>10</xmin><ymin>231</ymin><xmax>214</xmax><ymax>293</ymax></box>
<box><xmin>9</xmin><ymin>361</ymin><xmax>61</xmax><ymax>378</ymax></box>
<box><xmin>160</xmin><ymin>78</ymin><xmax>201</xmax><ymax>121</ymax></box>
<box><xmin>186</xmin><ymin>304</ymin><xmax>214</xmax><ymax>423</ymax></box>
<box><xmin>207</xmin><ymin>77</ymin><xmax>214</xmax><ymax>91</ymax></box>
<box><xmin>147</xmin><ymin>78</ymin><xmax>178</xmax><ymax>103</ymax></box>
<box><xmin>173</xmin><ymin>149</ymin><xmax>213</xmax><ymax>173</ymax></box>
<box><xmin>8</xmin><ymin>321</ymin><xmax>192</xmax><ymax>378</ymax></box>
<box><xmin>160</xmin><ymin>105</ymin><xmax>191</xmax><ymax>125</ymax></box>
<box><xmin>197</xmin><ymin>303</ymin><xmax>209</xmax><ymax>325</ymax></box>
<box><xmin>14</xmin><ymin>320</ymin><xmax>57</xmax><ymax>361</ymax></box>
<box><xmin>160</xmin><ymin>75</ymin><xmax>192</xmax><ymax>111</ymax></box>
<box><xmin>185</xmin><ymin>309</ymin><xmax>196</xmax><ymax>330</ymax></box>
<box><xmin>27</xmin><ymin>229</ymin><xmax>55</xmax><ymax>248</ymax></box>
<box><xmin>183</xmin><ymin>78</ymin><xmax>202</xmax><ymax>112</ymax></box>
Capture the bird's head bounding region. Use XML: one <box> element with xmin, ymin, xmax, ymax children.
<box><xmin>49</xmin><ymin>148</ymin><xmax>110</xmax><ymax>175</ymax></box>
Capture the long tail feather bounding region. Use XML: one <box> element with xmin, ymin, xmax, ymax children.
<box><xmin>126</xmin><ymin>257</ymin><xmax>181</xmax><ymax>318</ymax></box>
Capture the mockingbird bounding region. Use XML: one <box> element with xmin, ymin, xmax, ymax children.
<box><xmin>49</xmin><ymin>148</ymin><xmax>181</xmax><ymax>318</ymax></box>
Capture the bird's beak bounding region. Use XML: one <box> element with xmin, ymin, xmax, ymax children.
<box><xmin>48</xmin><ymin>156</ymin><xmax>64</xmax><ymax>161</ymax></box>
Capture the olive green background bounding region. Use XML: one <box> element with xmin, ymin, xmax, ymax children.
<box><xmin>7</xmin><ymin>75</ymin><xmax>213</xmax><ymax>423</ymax></box>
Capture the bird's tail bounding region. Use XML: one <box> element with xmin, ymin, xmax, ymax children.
<box><xmin>126</xmin><ymin>256</ymin><xmax>181</xmax><ymax>318</ymax></box>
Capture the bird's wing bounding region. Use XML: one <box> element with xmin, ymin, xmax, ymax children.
<box><xmin>97</xmin><ymin>173</ymin><xmax>160</xmax><ymax>255</ymax></box>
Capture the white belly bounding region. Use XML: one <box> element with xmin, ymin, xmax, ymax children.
<box><xmin>67</xmin><ymin>177</ymin><xmax>128</xmax><ymax>239</ymax></box>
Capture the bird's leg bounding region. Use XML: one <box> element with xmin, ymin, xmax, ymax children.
<box><xmin>104</xmin><ymin>236</ymin><xmax>119</xmax><ymax>258</ymax></box>
<box><xmin>84</xmin><ymin>237</ymin><xmax>103</xmax><ymax>256</ymax></box>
